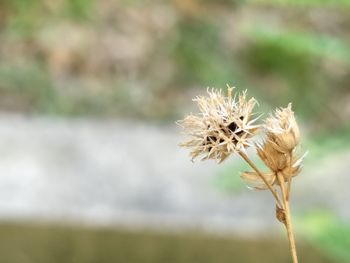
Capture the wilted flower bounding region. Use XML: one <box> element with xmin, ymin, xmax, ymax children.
<box><xmin>265</xmin><ymin>103</ymin><xmax>300</xmax><ymax>153</ymax></box>
<box><xmin>177</xmin><ymin>86</ymin><xmax>259</xmax><ymax>163</ymax></box>
<box><xmin>243</xmin><ymin>104</ymin><xmax>305</xmax><ymax>189</ymax></box>
<box><xmin>178</xmin><ymin>90</ymin><xmax>305</xmax><ymax>262</ymax></box>
<box><xmin>254</xmin><ymin>139</ymin><xmax>305</xmax><ymax>185</ymax></box>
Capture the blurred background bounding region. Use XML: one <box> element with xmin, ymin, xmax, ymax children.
<box><xmin>0</xmin><ymin>0</ymin><xmax>349</xmax><ymax>262</ymax></box>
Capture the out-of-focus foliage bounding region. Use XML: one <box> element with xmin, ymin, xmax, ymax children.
<box><xmin>0</xmin><ymin>0</ymin><xmax>349</xmax><ymax>127</ymax></box>
<box><xmin>251</xmin><ymin>0</ymin><xmax>350</xmax><ymax>6</ymax></box>
<box><xmin>299</xmin><ymin>212</ymin><xmax>350</xmax><ymax>263</ymax></box>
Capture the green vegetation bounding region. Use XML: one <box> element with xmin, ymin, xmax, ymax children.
<box><xmin>298</xmin><ymin>212</ymin><xmax>350</xmax><ymax>263</ymax></box>
<box><xmin>0</xmin><ymin>222</ymin><xmax>333</xmax><ymax>263</ymax></box>
<box><xmin>174</xmin><ymin>18</ymin><xmax>240</xmax><ymax>87</ymax></box>
<box><xmin>0</xmin><ymin>1</ymin><xmax>349</xmax><ymax>125</ymax></box>
<box><xmin>304</xmin><ymin>125</ymin><xmax>350</xmax><ymax>161</ymax></box>
<box><xmin>0</xmin><ymin>63</ymin><xmax>56</xmax><ymax>112</ymax></box>
<box><xmin>251</xmin><ymin>0</ymin><xmax>350</xmax><ymax>7</ymax></box>
<box><xmin>242</xmin><ymin>27</ymin><xmax>348</xmax><ymax>122</ymax></box>
<box><xmin>214</xmin><ymin>154</ymin><xmax>269</xmax><ymax>193</ymax></box>
<box><xmin>64</xmin><ymin>0</ymin><xmax>96</xmax><ymax>20</ymax></box>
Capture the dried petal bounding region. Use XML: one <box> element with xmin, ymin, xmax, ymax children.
<box><xmin>257</xmin><ymin>141</ymin><xmax>287</xmax><ymax>173</ymax></box>
<box><xmin>241</xmin><ymin>171</ymin><xmax>276</xmax><ymax>190</ymax></box>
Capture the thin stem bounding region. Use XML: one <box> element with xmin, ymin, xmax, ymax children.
<box><xmin>286</xmin><ymin>176</ymin><xmax>292</xmax><ymax>201</ymax></box>
<box><xmin>277</xmin><ymin>172</ymin><xmax>298</xmax><ymax>263</ymax></box>
<box><xmin>239</xmin><ymin>151</ymin><xmax>283</xmax><ymax>209</ymax></box>
<box><xmin>286</xmin><ymin>152</ymin><xmax>292</xmax><ymax>201</ymax></box>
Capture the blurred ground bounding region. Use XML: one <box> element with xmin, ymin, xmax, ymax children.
<box><xmin>0</xmin><ymin>223</ymin><xmax>334</xmax><ymax>263</ymax></box>
<box><xmin>0</xmin><ymin>114</ymin><xmax>269</xmax><ymax>233</ymax></box>
<box><xmin>0</xmin><ymin>114</ymin><xmax>348</xmax><ymax>234</ymax></box>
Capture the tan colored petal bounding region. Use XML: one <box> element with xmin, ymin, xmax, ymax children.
<box><xmin>241</xmin><ymin>171</ymin><xmax>276</xmax><ymax>190</ymax></box>
<box><xmin>257</xmin><ymin>141</ymin><xmax>287</xmax><ymax>173</ymax></box>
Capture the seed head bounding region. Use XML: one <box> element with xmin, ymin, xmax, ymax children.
<box><xmin>265</xmin><ymin>103</ymin><xmax>300</xmax><ymax>153</ymax></box>
<box><xmin>255</xmin><ymin>139</ymin><xmax>305</xmax><ymax>183</ymax></box>
<box><xmin>257</xmin><ymin>141</ymin><xmax>287</xmax><ymax>172</ymax></box>
<box><xmin>177</xmin><ymin>86</ymin><xmax>260</xmax><ymax>163</ymax></box>
<box><xmin>243</xmin><ymin>104</ymin><xmax>305</xmax><ymax>189</ymax></box>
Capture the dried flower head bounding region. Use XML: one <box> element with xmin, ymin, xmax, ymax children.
<box><xmin>242</xmin><ymin>104</ymin><xmax>305</xmax><ymax>189</ymax></box>
<box><xmin>178</xmin><ymin>89</ymin><xmax>305</xmax><ymax>262</ymax></box>
<box><xmin>177</xmin><ymin>86</ymin><xmax>259</xmax><ymax>163</ymax></box>
<box><xmin>255</xmin><ymin>139</ymin><xmax>305</xmax><ymax>183</ymax></box>
<box><xmin>257</xmin><ymin>141</ymin><xmax>288</xmax><ymax>172</ymax></box>
<box><xmin>265</xmin><ymin>103</ymin><xmax>300</xmax><ymax>153</ymax></box>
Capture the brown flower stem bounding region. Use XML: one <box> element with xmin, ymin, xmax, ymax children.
<box><xmin>286</xmin><ymin>176</ymin><xmax>292</xmax><ymax>201</ymax></box>
<box><xmin>277</xmin><ymin>172</ymin><xmax>298</xmax><ymax>263</ymax></box>
<box><xmin>239</xmin><ymin>151</ymin><xmax>283</xmax><ymax>209</ymax></box>
<box><xmin>286</xmin><ymin>152</ymin><xmax>292</xmax><ymax>201</ymax></box>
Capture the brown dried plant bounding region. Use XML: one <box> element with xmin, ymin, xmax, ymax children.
<box><xmin>178</xmin><ymin>86</ymin><xmax>306</xmax><ymax>263</ymax></box>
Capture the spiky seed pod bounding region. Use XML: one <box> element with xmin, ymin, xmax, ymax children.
<box><xmin>265</xmin><ymin>103</ymin><xmax>300</xmax><ymax>153</ymax></box>
<box><xmin>256</xmin><ymin>141</ymin><xmax>287</xmax><ymax>172</ymax></box>
<box><xmin>253</xmin><ymin>104</ymin><xmax>305</xmax><ymax>185</ymax></box>
<box><xmin>264</xmin><ymin>103</ymin><xmax>304</xmax><ymax>180</ymax></box>
<box><xmin>281</xmin><ymin>153</ymin><xmax>306</xmax><ymax>180</ymax></box>
<box><xmin>243</xmin><ymin>104</ymin><xmax>305</xmax><ymax>189</ymax></box>
<box><xmin>255</xmin><ymin>139</ymin><xmax>305</xmax><ymax>183</ymax></box>
<box><xmin>177</xmin><ymin>86</ymin><xmax>260</xmax><ymax>163</ymax></box>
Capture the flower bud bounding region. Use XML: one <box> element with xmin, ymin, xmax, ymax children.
<box><xmin>265</xmin><ymin>103</ymin><xmax>300</xmax><ymax>153</ymax></box>
<box><xmin>257</xmin><ymin>141</ymin><xmax>288</xmax><ymax>173</ymax></box>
